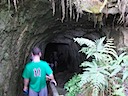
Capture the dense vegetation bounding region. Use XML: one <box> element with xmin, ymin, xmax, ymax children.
<box><xmin>65</xmin><ymin>37</ymin><xmax>128</xmax><ymax>96</ymax></box>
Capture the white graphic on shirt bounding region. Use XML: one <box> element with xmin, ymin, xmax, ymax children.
<box><xmin>33</xmin><ymin>68</ymin><xmax>41</xmax><ymax>77</ymax></box>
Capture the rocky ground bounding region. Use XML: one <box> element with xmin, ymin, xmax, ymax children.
<box><xmin>55</xmin><ymin>70</ymin><xmax>75</xmax><ymax>96</ymax></box>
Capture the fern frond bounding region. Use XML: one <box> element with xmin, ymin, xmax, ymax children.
<box><xmin>113</xmin><ymin>87</ymin><xmax>125</xmax><ymax>96</ymax></box>
<box><xmin>120</xmin><ymin>52</ymin><xmax>127</xmax><ymax>57</ymax></box>
<box><xmin>104</xmin><ymin>43</ymin><xmax>116</xmax><ymax>48</ymax></box>
<box><xmin>122</xmin><ymin>68</ymin><xmax>128</xmax><ymax>82</ymax></box>
<box><xmin>104</xmin><ymin>47</ymin><xmax>117</xmax><ymax>55</ymax></box>
<box><xmin>122</xmin><ymin>56</ymin><xmax>128</xmax><ymax>63</ymax></box>
<box><xmin>79</xmin><ymin>60</ymin><xmax>110</xmax><ymax>96</ymax></box>
<box><xmin>102</xmin><ymin>54</ymin><xmax>113</xmax><ymax>64</ymax></box>
<box><xmin>80</xmin><ymin>61</ymin><xmax>92</xmax><ymax>67</ymax></box>
<box><xmin>95</xmin><ymin>37</ymin><xmax>105</xmax><ymax>49</ymax></box>
<box><xmin>93</xmin><ymin>52</ymin><xmax>106</xmax><ymax>61</ymax></box>
<box><xmin>110</xmin><ymin>65</ymin><xmax>122</xmax><ymax>77</ymax></box>
<box><xmin>79</xmin><ymin>47</ymin><xmax>88</xmax><ymax>53</ymax></box>
<box><xmin>111</xmin><ymin>52</ymin><xmax>128</xmax><ymax>66</ymax></box>
<box><xmin>100</xmin><ymin>69</ymin><xmax>110</xmax><ymax>76</ymax></box>
<box><xmin>103</xmin><ymin>50</ymin><xmax>118</xmax><ymax>59</ymax></box>
<box><xmin>74</xmin><ymin>37</ymin><xmax>95</xmax><ymax>47</ymax></box>
<box><xmin>66</xmin><ymin>37</ymin><xmax>128</xmax><ymax>96</ymax></box>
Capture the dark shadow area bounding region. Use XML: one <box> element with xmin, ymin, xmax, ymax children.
<box><xmin>44</xmin><ymin>43</ymin><xmax>76</xmax><ymax>95</ymax></box>
<box><xmin>44</xmin><ymin>43</ymin><xmax>70</xmax><ymax>74</ymax></box>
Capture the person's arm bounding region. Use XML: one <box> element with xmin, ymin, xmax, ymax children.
<box><xmin>47</xmin><ymin>74</ymin><xmax>57</xmax><ymax>86</ymax></box>
<box><xmin>47</xmin><ymin>74</ymin><xmax>54</xmax><ymax>80</ymax></box>
<box><xmin>23</xmin><ymin>78</ymin><xmax>29</xmax><ymax>91</ymax></box>
<box><xmin>46</xmin><ymin>62</ymin><xmax>57</xmax><ymax>85</ymax></box>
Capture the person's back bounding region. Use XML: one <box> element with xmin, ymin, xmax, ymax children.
<box><xmin>23</xmin><ymin>60</ymin><xmax>52</xmax><ymax>92</ymax></box>
<box><xmin>22</xmin><ymin>47</ymin><xmax>57</xmax><ymax>96</ymax></box>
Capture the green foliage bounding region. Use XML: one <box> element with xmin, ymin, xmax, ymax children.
<box><xmin>113</xmin><ymin>85</ymin><xmax>125</xmax><ymax>96</ymax></box>
<box><xmin>65</xmin><ymin>37</ymin><xmax>128</xmax><ymax>96</ymax></box>
<box><xmin>79</xmin><ymin>60</ymin><xmax>110</xmax><ymax>96</ymax></box>
<box><xmin>74</xmin><ymin>37</ymin><xmax>116</xmax><ymax>63</ymax></box>
<box><xmin>64</xmin><ymin>74</ymin><xmax>81</xmax><ymax>96</ymax></box>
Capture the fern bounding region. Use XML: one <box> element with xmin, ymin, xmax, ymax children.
<box><xmin>64</xmin><ymin>74</ymin><xmax>81</xmax><ymax>96</ymax></box>
<box><xmin>110</xmin><ymin>64</ymin><xmax>122</xmax><ymax>77</ymax></box>
<box><xmin>113</xmin><ymin>86</ymin><xmax>125</xmax><ymax>96</ymax></box>
<box><xmin>122</xmin><ymin>68</ymin><xmax>128</xmax><ymax>82</ymax></box>
<box><xmin>110</xmin><ymin>52</ymin><xmax>128</xmax><ymax>82</ymax></box>
<box><xmin>74</xmin><ymin>37</ymin><xmax>95</xmax><ymax>47</ymax></box>
<box><xmin>79</xmin><ymin>60</ymin><xmax>110</xmax><ymax>96</ymax></box>
<box><xmin>75</xmin><ymin>37</ymin><xmax>116</xmax><ymax>64</ymax></box>
<box><xmin>65</xmin><ymin>37</ymin><xmax>128</xmax><ymax>96</ymax></box>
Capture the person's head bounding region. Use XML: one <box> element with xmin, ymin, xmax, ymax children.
<box><xmin>31</xmin><ymin>47</ymin><xmax>41</xmax><ymax>57</ymax></box>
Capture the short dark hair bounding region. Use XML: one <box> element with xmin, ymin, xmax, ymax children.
<box><xmin>32</xmin><ymin>47</ymin><xmax>41</xmax><ymax>55</ymax></box>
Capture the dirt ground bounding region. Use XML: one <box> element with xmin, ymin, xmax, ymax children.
<box><xmin>55</xmin><ymin>70</ymin><xmax>74</xmax><ymax>95</ymax></box>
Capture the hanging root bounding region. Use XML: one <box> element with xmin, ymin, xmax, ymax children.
<box><xmin>66</xmin><ymin>0</ymin><xmax>69</xmax><ymax>19</ymax></box>
<box><xmin>13</xmin><ymin>0</ymin><xmax>18</xmax><ymax>12</ymax></box>
<box><xmin>61</xmin><ymin>0</ymin><xmax>65</xmax><ymax>22</ymax></box>
<box><xmin>124</xmin><ymin>14</ymin><xmax>128</xmax><ymax>27</ymax></box>
<box><xmin>49</xmin><ymin>0</ymin><xmax>128</xmax><ymax>25</ymax></box>
<box><xmin>69</xmin><ymin>0</ymin><xmax>72</xmax><ymax>19</ymax></box>
<box><xmin>117</xmin><ymin>0</ymin><xmax>128</xmax><ymax>24</ymax></box>
<box><xmin>8</xmin><ymin>0</ymin><xmax>11</xmax><ymax>10</ymax></box>
<box><xmin>51</xmin><ymin>0</ymin><xmax>55</xmax><ymax>16</ymax></box>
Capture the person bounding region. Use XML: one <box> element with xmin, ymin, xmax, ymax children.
<box><xmin>22</xmin><ymin>47</ymin><xmax>57</xmax><ymax>96</ymax></box>
<box><xmin>49</xmin><ymin>52</ymin><xmax>58</xmax><ymax>73</ymax></box>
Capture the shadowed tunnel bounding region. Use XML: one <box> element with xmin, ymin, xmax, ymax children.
<box><xmin>28</xmin><ymin>28</ymin><xmax>102</xmax><ymax>95</ymax></box>
<box><xmin>18</xmin><ymin>27</ymin><xmax>102</xmax><ymax>96</ymax></box>
<box><xmin>44</xmin><ymin>43</ymin><xmax>70</xmax><ymax>73</ymax></box>
<box><xmin>17</xmin><ymin>24</ymin><xmax>103</xmax><ymax>96</ymax></box>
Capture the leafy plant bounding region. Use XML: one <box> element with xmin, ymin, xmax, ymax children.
<box><xmin>79</xmin><ymin>60</ymin><xmax>110</xmax><ymax>96</ymax></box>
<box><xmin>65</xmin><ymin>37</ymin><xmax>128</xmax><ymax>96</ymax></box>
<box><xmin>64</xmin><ymin>74</ymin><xmax>81</xmax><ymax>96</ymax></box>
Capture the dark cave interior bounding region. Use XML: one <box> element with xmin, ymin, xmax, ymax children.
<box><xmin>44</xmin><ymin>43</ymin><xmax>69</xmax><ymax>73</ymax></box>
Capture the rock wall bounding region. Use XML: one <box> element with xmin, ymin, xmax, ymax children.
<box><xmin>0</xmin><ymin>0</ymin><xmax>55</xmax><ymax>95</ymax></box>
<box><xmin>102</xmin><ymin>26</ymin><xmax>128</xmax><ymax>53</ymax></box>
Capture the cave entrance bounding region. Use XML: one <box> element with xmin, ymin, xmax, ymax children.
<box><xmin>44</xmin><ymin>42</ymin><xmax>75</xmax><ymax>94</ymax></box>
<box><xmin>44</xmin><ymin>43</ymin><xmax>70</xmax><ymax>74</ymax></box>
